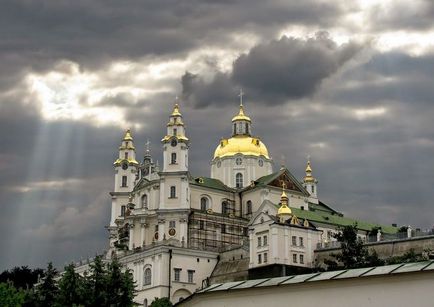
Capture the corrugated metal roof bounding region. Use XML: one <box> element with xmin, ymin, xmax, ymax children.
<box><xmin>199</xmin><ymin>260</ymin><xmax>434</xmax><ymax>293</ymax></box>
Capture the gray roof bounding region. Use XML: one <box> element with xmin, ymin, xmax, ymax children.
<box><xmin>197</xmin><ymin>260</ymin><xmax>434</xmax><ymax>293</ymax></box>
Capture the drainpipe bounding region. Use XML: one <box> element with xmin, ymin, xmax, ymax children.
<box><xmin>168</xmin><ymin>249</ymin><xmax>173</xmax><ymax>299</ymax></box>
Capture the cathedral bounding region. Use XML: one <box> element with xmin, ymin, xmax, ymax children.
<box><xmin>102</xmin><ymin>100</ymin><xmax>398</xmax><ymax>305</ymax></box>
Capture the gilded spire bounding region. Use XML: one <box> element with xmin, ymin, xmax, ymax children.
<box><xmin>172</xmin><ymin>103</ymin><xmax>182</xmax><ymax>117</ymax></box>
<box><xmin>123</xmin><ymin>129</ymin><xmax>133</xmax><ymax>141</ymax></box>
<box><xmin>277</xmin><ymin>181</ymin><xmax>292</xmax><ymax>217</ymax></box>
<box><xmin>304</xmin><ymin>156</ymin><xmax>315</xmax><ymax>183</ymax></box>
<box><xmin>232</xmin><ymin>89</ymin><xmax>251</xmax><ymax>122</ymax></box>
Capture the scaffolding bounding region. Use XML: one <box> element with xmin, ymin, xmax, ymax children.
<box><xmin>188</xmin><ymin>202</ymin><xmax>249</xmax><ymax>252</ymax></box>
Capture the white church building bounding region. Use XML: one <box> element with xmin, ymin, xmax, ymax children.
<box><xmin>94</xmin><ymin>99</ymin><xmax>398</xmax><ymax>305</ymax></box>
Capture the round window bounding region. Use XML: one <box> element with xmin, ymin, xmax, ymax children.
<box><xmin>258</xmin><ymin>159</ymin><xmax>264</xmax><ymax>167</ymax></box>
<box><xmin>168</xmin><ymin>228</ymin><xmax>176</xmax><ymax>236</ymax></box>
<box><xmin>236</xmin><ymin>157</ymin><xmax>242</xmax><ymax>165</ymax></box>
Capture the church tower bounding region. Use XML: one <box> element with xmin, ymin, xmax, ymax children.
<box><xmin>110</xmin><ymin>129</ymin><xmax>139</xmax><ymax>227</ymax></box>
<box><xmin>159</xmin><ymin>102</ymin><xmax>190</xmax><ymax>209</ymax></box>
<box><xmin>211</xmin><ymin>92</ymin><xmax>273</xmax><ymax>188</ymax></box>
<box><xmin>303</xmin><ymin>158</ymin><xmax>318</xmax><ymax>199</ymax></box>
<box><xmin>113</xmin><ymin>129</ymin><xmax>139</xmax><ymax>193</ymax></box>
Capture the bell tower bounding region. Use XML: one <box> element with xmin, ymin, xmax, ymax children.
<box><xmin>110</xmin><ymin>129</ymin><xmax>139</xmax><ymax>227</ymax></box>
<box><xmin>159</xmin><ymin>101</ymin><xmax>190</xmax><ymax>209</ymax></box>
<box><xmin>114</xmin><ymin>129</ymin><xmax>139</xmax><ymax>192</ymax></box>
<box><xmin>303</xmin><ymin>157</ymin><xmax>318</xmax><ymax>199</ymax></box>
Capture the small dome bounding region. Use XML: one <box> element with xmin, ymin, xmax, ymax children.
<box><xmin>232</xmin><ymin>105</ymin><xmax>251</xmax><ymax>122</ymax></box>
<box><xmin>213</xmin><ymin>136</ymin><xmax>270</xmax><ymax>159</ymax></box>
<box><xmin>278</xmin><ymin>205</ymin><xmax>292</xmax><ymax>216</ymax></box>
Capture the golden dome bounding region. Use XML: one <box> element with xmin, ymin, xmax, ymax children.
<box><xmin>232</xmin><ymin>105</ymin><xmax>251</xmax><ymax>122</ymax></box>
<box><xmin>123</xmin><ymin>129</ymin><xmax>133</xmax><ymax>141</ymax></box>
<box><xmin>278</xmin><ymin>204</ymin><xmax>292</xmax><ymax>216</ymax></box>
<box><xmin>304</xmin><ymin>159</ymin><xmax>316</xmax><ymax>183</ymax></box>
<box><xmin>172</xmin><ymin>103</ymin><xmax>182</xmax><ymax>117</ymax></box>
<box><xmin>213</xmin><ymin>136</ymin><xmax>269</xmax><ymax>159</ymax></box>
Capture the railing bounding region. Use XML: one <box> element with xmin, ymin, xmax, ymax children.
<box><xmin>316</xmin><ymin>231</ymin><xmax>434</xmax><ymax>250</ymax></box>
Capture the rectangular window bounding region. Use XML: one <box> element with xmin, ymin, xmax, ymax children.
<box><xmin>121</xmin><ymin>205</ymin><xmax>126</xmax><ymax>217</ymax></box>
<box><xmin>171</xmin><ymin>153</ymin><xmax>177</xmax><ymax>164</ymax></box>
<box><xmin>292</xmin><ymin>236</ymin><xmax>297</xmax><ymax>246</ymax></box>
<box><xmin>293</xmin><ymin>254</ymin><xmax>297</xmax><ymax>263</ymax></box>
<box><xmin>221</xmin><ymin>224</ymin><xmax>226</xmax><ymax>234</ymax></box>
<box><xmin>300</xmin><ymin>255</ymin><xmax>304</xmax><ymax>264</ymax></box>
<box><xmin>155</xmin><ymin>225</ymin><xmax>159</xmax><ymax>233</ymax></box>
<box><xmin>299</xmin><ymin>237</ymin><xmax>304</xmax><ymax>247</ymax></box>
<box><xmin>257</xmin><ymin>237</ymin><xmax>262</xmax><ymax>247</ymax></box>
<box><xmin>169</xmin><ymin>220</ymin><xmax>176</xmax><ymax>228</ymax></box>
<box><xmin>174</xmin><ymin>268</ymin><xmax>181</xmax><ymax>282</ymax></box>
<box><xmin>125</xmin><ymin>152</ymin><xmax>129</xmax><ymax>159</ymax></box>
<box><xmin>187</xmin><ymin>270</ymin><xmax>194</xmax><ymax>283</ymax></box>
<box><xmin>258</xmin><ymin>254</ymin><xmax>262</xmax><ymax>264</ymax></box>
<box><xmin>263</xmin><ymin>235</ymin><xmax>268</xmax><ymax>246</ymax></box>
<box><xmin>170</xmin><ymin>186</ymin><xmax>176</xmax><ymax>198</ymax></box>
<box><xmin>199</xmin><ymin>220</ymin><xmax>204</xmax><ymax>230</ymax></box>
<box><xmin>122</xmin><ymin>176</ymin><xmax>127</xmax><ymax>187</ymax></box>
<box><xmin>264</xmin><ymin>253</ymin><xmax>268</xmax><ymax>263</ymax></box>
<box><xmin>173</xmin><ymin>128</ymin><xmax>177</xmax><ymax>136</ymax></box>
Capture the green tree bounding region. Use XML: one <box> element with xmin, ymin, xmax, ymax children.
<box><xmin>325</xmin><ymin>224</ymin><xmax>384</xmax><ymax>270</ymax></box>
<box><xmin>150</xmin><ymin>297</ymin><xmax>173</xmax><ymax>307</ymax></box>
<box><xmin>106</xmin><ymin>258</ymin><xmax>123</xmax><ymax>306</ymax></box>
<box><xmin>34</xmin><ymin>262</ymin><xmax>58</xmax><ymax>307</ymax></box>
<box><xmin>0</xmin><ymin>266</ymin><xmax>44</xmax><ymax>290</ymax></box>
<box><xmin>334</xmin><ymin>224</ymin><xmax>368</xmax><ymax>268</ymax></box>
<box><xmin>0</xmin><ymin>282</ymin><xmax>25</xmax><ymax>307</ymax></box>
<box><xmin>56</xmin><ymin>263</ymin><xmax>83</xmax><ymax>306</ymax></box>
<box><xmin>119</xmin><ymin>268</ymin><xmax>135</xmax><ymax>307</ymax></box>
<box><xmin>87</xmin><ymin>256</ymin><xmax>108</xmax><ymax>307</ymax></box>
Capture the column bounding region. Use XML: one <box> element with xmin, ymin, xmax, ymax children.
<box><xmin>141</xmin><ymin>223</ymin><xmax>146</xmax><ymax>247</ymax></box>
<box><xmin>158</xmin><ymin>219</ymin><xmax>165</xmax><ymax>241</ymax></box>
<box><xmin>129</xmin><ymin>224</ymin><xmax>135</xmax><ymax>250</ymax></box>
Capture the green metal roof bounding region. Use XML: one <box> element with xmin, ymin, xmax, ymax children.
<box><xmin>285</xmin><ymin>205</ymin><xmax>399</xmax><ymax>234</ymax></box>
<box><xmin>254</xmin><ymin>168</ymin><xmax>309</xmax><ymax>195</ymax></box>
<box><xmin>190</xmin><ymin>177</ymin><xmax>235</xmax><ymax>192</ymax></box>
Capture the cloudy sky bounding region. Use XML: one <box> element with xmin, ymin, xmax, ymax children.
<box><xmin>1</xmin><ymin>0</ymin><xmax>434</xmax><ymax>270</ymax></box>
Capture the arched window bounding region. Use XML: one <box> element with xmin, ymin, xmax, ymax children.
<box><xmin>170</xmin><ymin>186</ymin><xmax>176</xmax><ymax>198</ymax></box>
<box><xmin>246</xmin><ymin>200</ymin><xmax>252</xmax><ymax>215</ymax></box>
<box><xmin>141</xmin><ymin>194</ymin><xmax>148</xmax><ymax>209</ymax></box>
<box><xmin>144</xmin><ymin>299</ymin><xmax>148</xmax><ymax>307</ymax></box>
<box><xmin>171</xmin><ymin>153</ymin><xmax>177</xmax><ymax>164</ymax></box>
<box><xmin>233</xmin><ymin>123</ymin><xmax>236</xmax><ymax>135</ymax></box>
<box><xmin>222</xmin><ymin>201</ymin><xmax>228</xmax><ymax>215</ymax></box>
<box><xmin>144</xmin><ymin>267</ymin><xmax>151</xmax><ymax>286</ymax></box>
<box><xmin>235</xmin><ymin>173</ymin><xmax>243</xmax><ymax>188</ymax></box>
<box><xmin>245</xmin><ymin>122</ymin><xmax>249</xmax><ymax>134</ymax></box>
<box><xmin>200</xmin><ymin>197</ymin><xmax>208</xmax><ymax>211</ymax></box>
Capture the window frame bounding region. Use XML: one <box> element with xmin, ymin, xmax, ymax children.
<box><xmin>170</xmin><ymin>186</ymin><xmax>176</xmax><ymax>198</ymax></box>
<box><xmin>143</xmin><ymin>267</ymin><xmax>152</xmax><ymax>286</ymax></box>
<box><xmin>171</xmin><ymin>152</ymin><xmax>177</xmax><ymax>164</ymax></box>
<box><xmin>121</xmin><ymin>176</ymin><xmax>128</xmax><ymax>187</ymax></box>
<box><xmin>174</xmin><ymin>268</ymin><xmax>181</xmax><ymax>282</ymax></box>
<box><xmin>235</xmin><ymin>172</ymin><xmax>243</xmax><ymax>188</ymax></box>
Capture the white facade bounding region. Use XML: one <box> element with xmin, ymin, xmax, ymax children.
<box><xmin>71</xmin><ymin>100</ymin><xmax>399</xmax><ymax>305</ymax></box>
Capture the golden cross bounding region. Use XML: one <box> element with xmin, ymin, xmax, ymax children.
<box><xmin>238</xmin><ymin>88</ymin><xmax>244</xmax><ymax>106</ymax></box>
<box><xmin>280</xmin><ymin>180</ymin><xmax>287</xmax><ymax>190</ymax></box>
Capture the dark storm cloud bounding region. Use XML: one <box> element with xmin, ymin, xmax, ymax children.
<box><xmin>330</xmin><ymin>51</ymin><xmax>434</xmax><ymax>106</ymax></box>
<box><xmin>0</xmin><ymin>0</ymin><xmax>345</xmax><ymax>82</ymax></box>
<box><xmin>182</xmin><ymin>33</ymin><xmax>362</xmax><ymax>107</ymax></box>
